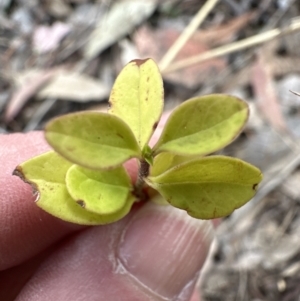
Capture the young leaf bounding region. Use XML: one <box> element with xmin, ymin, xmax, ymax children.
<box><xmin>142</xmin><ymin>144</ymin><xmax>154</xmax><ymax>165</ymax></box>
<box><xmin>152</xmin><ymin>94</ymin><xmax>249</xmax><ymax>156</ymax></box>
<box><xmin>146</xmin><ymin>156</ymin><xmax>262</xmax><ymax>219</ymax></box>
<box><xmin>65</xmin><ymin>165</ymin><xmax>132</xmax><ymax>215</ymax></box>
<box><xmin>13</xmin><ymin>151</ymin><xmax>135</xmax><ymax>225</ymax></box>
<box><xmin>150</xmin><ymin>152</ymin><xmax>198</xmax><ymax>177</ymax></box>
<box><xmin>45</xmin><ymin>111</ymin><xmax>141</xmax><ymax>170</ymax></box>
<box><xmin>109</xmin><ymin>58</ymin><xmax>163</xmax><ymax>149</ymax></box>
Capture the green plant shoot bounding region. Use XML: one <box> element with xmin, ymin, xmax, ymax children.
<box><xmin>13</xmin><ymin>58</ymin><xmax>262</xmax><ymax>225</ymax></box>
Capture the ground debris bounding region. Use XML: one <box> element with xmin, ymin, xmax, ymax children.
<box><xmin>1</xmin><ymin>1</ymin><xmax>300</xmax><ymax>300</ymax></box>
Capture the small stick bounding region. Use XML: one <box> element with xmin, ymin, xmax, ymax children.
<box><xmin>163</xmin><ymin>19</ymin><xmax>300</xmax><ymax>74</ymax></box>
<box><xmin>159</xmin><ymin>0</ymin><xmax>220</xmax><ymax>71</ymax></box>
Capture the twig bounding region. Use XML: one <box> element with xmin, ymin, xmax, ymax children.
<box><xmin>158</xmin><ymin>0</ymin><xmax>220</xmax><ymax>72</ymax></box>
<box><xmin>163</xmin><ymin>19</ymin><xmax>300</xmax><ymax>74</ymax></box>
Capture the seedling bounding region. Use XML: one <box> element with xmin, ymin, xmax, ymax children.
<box><xmin>13</xmin><ymin>59</ymin><xmax>262</xmax><ymax>225</ymax></box>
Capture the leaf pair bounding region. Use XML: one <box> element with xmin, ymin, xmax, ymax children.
<box><xmin>14</xmin><ymin>151</ymin><xmax>134</xmax><ymax>225</ymax></box>
<box><xmin>13</xmin><ymin>58</ymin><xmax>263</xmax><ymax>225</ymax></box>
<box><xmin>45</xmin><ymin>59</ymin><xmax>164</xmax><ymax>170</ymax></box>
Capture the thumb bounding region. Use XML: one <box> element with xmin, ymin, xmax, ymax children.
<box><xmin>16</xmin><ymin>202</ymin><xmax>213</xmax><ymax>301</ymax></box>
<box><xmin>118</xmin><ymin>202</ymin><xmax>214</xmax><ymax>300</ymax></box>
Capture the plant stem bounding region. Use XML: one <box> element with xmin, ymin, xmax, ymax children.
<box><xmin>134</xmin><ymin>159</ymin><xmax>150</xmax><ymax>200</ymax></box>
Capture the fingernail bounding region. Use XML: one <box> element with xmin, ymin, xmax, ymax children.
<box><xmin>117</xmin><ymin>202</ymin><xmax>214</xmax><ymax>300</ymax></box>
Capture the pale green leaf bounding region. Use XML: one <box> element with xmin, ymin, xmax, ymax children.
<box><xmin>109</xmin><ymin>58</ymin><xmax>163</xmax><ymax>149</ymax></box>
<box><xmin>150</xmin><ymin>193</ymin><xmax>169</xmax><ymax>206</ymax></box>
<box><xmin>146</xmin><ymin>156</ymin><xmax>262</xmax><ymax>219</ymax></box>
<box><xmin>142</xmin><ymin>144</ymin><xmax>154</xmax><ymax>165</ymax></box>
<box><xmin>150</xmin><ymin>152</ymin><xmax>199</xmax><ymax>177</ymax></box>
<box><xmin>152</xmin><ymin>94</ymin><xmax>249</xmax><ymax>156</ymax></box>
<box><xmin>45</xmin><ymin>111</ymin><xmax>141</xmax><ymax>170</ymax></box>
<box><xmin>13</xmin><ymin>151</ymin><xmax>135</xmax><ymax>225</ymax></box>
<box><xmin>65</xmin><ymin>165</ymin><xmax>132</xmax><ymax>215</ymax></box>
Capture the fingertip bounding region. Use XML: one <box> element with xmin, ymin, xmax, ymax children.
<box><xmin>118</xmin><ymin>202</ymin><xmax>214</xmax><ymax>299</ymax></box>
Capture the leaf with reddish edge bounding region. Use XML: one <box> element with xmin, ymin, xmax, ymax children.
<box><xmin>146</xmin><ymin>156</ymin><xmax>262</xmax><ymax>219</ymax></box>
<box><xmin>109</xmin><ymin>58</ymin><xmax>163</xmax><ymax>149</ymax></box>
<box><xmin>13</xmin><ymin>151</ymin><xmax>135</xmax><ymax>225</ymax></box>
<box><xmin>152</xmin><ymin>94</ymin><xmax>249</xmax><ymax>156</ymax></box>
<box><xmin>45</xmin><ymin>111</ymin><xmax>141</xmax><ymax>170</ymax></box>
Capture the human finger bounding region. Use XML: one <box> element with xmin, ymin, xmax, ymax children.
<box><xmin>16</xmin><ymin>202</ymin><xmax>214</xmax><ymax>301</ymax></box>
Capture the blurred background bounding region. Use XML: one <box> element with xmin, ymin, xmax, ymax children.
<box><xmin>1</xmin><ymin>0</ymin><xmax>300</xmax><ymax>300</ymax></box>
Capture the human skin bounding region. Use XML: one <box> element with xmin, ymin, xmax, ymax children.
<box><xmin>0</xmin><ymin>115</ymin><xmax>214</xmax><ymax>301</ymax></box>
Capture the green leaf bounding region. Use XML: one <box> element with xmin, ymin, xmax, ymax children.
<box><xmin>13</xmin><ymin>151</ymin><xmax>135</xmax><ymax>225</ymax></box>
<box><xmin>150</xmin><ymin>152</ymin><xmax>198</xmax><ymax>177</ymax></box>
<box><xmin>146</xmin><ymin>156</ymin><xmax>262</xmax><ymax>219</ymax></box>
<box><xmin>45</xmin><ymin>111</ymin><xmax>141</xmax><ymax>170</ymax></box>
<box><xmin>152</xmin><ymin>94</ymin><xmax>249</xmax><ymax>156</ymax></box>
<box><xmin>109</xmin><ymin>58</ymin><xmax>164</xmax><ymax>149</ymax></box>
<box><xmin>142</xmin><ymin>144</ymin><xmax>154</xmax><ymax>165</ymax></box>
<box><xmin>65</xmin><ymin>165</ymin><xmax>132</xmax><ymax>215</ymax></box>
